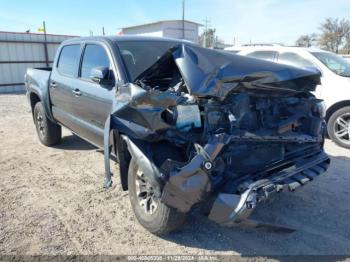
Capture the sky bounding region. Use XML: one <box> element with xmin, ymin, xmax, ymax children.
<box><xmin>1</xmin><ymin>0</ymin><xmax>350</xmax><ymax>45</ymax></box>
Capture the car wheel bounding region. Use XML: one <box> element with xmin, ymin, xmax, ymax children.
<box><xmin>128</xmin><ymin>158</ymin><xmax>186</xmax><ymax>235</ymax></box>
<box><xmin>33</xmin><ymin>102</ymin><xmax>62</xmax><ymax>146</ymax></box>
<box><xmin>327</xmin><ymin>106</ymin><xmax>350</xmax><ymax>149</ymax></box>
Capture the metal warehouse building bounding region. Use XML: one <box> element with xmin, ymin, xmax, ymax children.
<box><xmin>0</xmin><ymin>31</ymin><xmax>75</xmax><ymax>93</ymax></box>
<box><xmin>121</xmin><ymin>20</ymin><xmax>202</xmax><ymax>44</ymax></box>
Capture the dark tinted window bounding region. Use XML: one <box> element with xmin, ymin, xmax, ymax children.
<box><xmin>247</xmin><ymin>51</ymin><xmax>277</xmax><ymax>61</ymax></box>
<box><xmin>81</xmin><ymin>44</ymin><xmax>112</xmax><ymax>79</ymax></box>
<box><xmin>117</xmin><ymin>41</ymin><xmax>177</xmax><ymax>81</ymax></box>
<box><xmin>278</xmin><ymin>52</ymin><xmax>314</xmax><ymax>69</ymax></box>
<box><xmin>57</xmin><ymin>45</ymin><xmax>80</xmax><ymax>77</ymax></box>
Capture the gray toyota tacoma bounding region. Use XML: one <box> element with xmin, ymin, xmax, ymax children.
<box><xmin>25</xmin><ymin>36</ymin><xmax>330</xmax><ymax>234</ymax></box>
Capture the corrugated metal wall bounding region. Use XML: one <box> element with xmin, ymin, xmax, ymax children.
<box><xmin>0</xmin><ymin>31</ymin><xmax>76</xmax><ymax>93</ymax></box>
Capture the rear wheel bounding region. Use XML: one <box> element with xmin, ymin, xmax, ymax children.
<box><xmin>33</xmin><ymin>102</ymin><xmax>62</xmax><ymax>146</ymax></box>
<box><xmin>327</xmin><ymin>106</ymin><xmax>350</xmax><ymax>149</ymax></box>
<box><xmin>128</xmin><ymin>158</ymin><xmax>186</xmax><ymax>235</ymax></box>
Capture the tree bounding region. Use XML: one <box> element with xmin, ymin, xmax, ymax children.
<box><xmin>295</xmin><ymin>33</ymin><xmax>318</xmax><ymax>47</ymax></box>
<box><xmin>343</xmin><ymin>30</ymin><xmax>350</xmax><ymax>54</ymax></box>
<box><xmin>318</xmin><ymin>18</ymin><xmax>350</xmax><ymax>53</ymax></box>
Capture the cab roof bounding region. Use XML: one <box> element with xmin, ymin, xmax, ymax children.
<box><xmin>63</xmin><ymin>35</ymin><xmax>193</xmax><ymax>45</ymax></box>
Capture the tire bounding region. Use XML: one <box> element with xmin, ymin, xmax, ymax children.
<box><xmin>128</xmin><ymin>158</ymin><xmax>186</xmax><ymax>235</ymax></box>
<box><xmin>327</xmin><ymin>106</ymin><xmax>350</xmax><ymax>149</ymax></box>
<box><xmin>33</xmin><ymin>102</ymin><xmax>62</xmax><ymax>146</ymax></box>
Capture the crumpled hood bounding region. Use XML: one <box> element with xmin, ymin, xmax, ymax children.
<box><xmin>136</xmin><ymin>44</ymin><xmax>321</xmax><ymax>100</ymax></box>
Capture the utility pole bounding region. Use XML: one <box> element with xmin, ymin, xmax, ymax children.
<box><xmin>102</xmin><ymin>27</ymin><xmax>105</xmax><ymax>36</ymax></box>
<box><xmin>42</xmin><ymin>21</ymin><xmax>49</xmax><ymax>67</ymax></box>
<box><xmin>182</xmin><ymin>0</ymin><xmax>185</xmax><ymax>39</ymax></box>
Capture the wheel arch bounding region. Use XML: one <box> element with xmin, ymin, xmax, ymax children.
<box><xmin>111</xmin><ymin>130</ymin><xmax>186</xmax><ymax>192</ymax></box>
<box><xmin>326</xmin><ymin>100</ymin><xmax>350</xmax><ymax>122</ymax></box>
<box><xmin>29</xmin><ymin>91</ymin><xmax>42</xmax><ymax>121</ymax></box>
<box><xmin>29</xmin><ymin>92</ymin><xmax>41</xmax><ymax>112</ymax></box>
<box><xmin>112</xmin><ymin>130</ymin><xmax>131</xmax><ymax>191</ymax></box>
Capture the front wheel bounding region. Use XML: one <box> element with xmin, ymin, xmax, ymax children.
<box><xmin>128</xmin><ymin>158</ymin><xmax>186</xmax><ymax>235</ymax></box>
<box><xmin>327</xmin><ymin>106</ymin><xmax>350</xmax><ymax>149</ymax></box>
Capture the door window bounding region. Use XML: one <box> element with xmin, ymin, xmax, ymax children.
<box><xmin>278</xmin><ymin>52</ymin><xmax>315</xmax><ymax>69</ymax></box>
<box><xmin>246</xmin><ymin>51</ymin><xmax>277</xmax><ymax>61</ymax></box>
<box><xmin>57</xmin><ymin>45</ymin><xmax>81</xmax><ymax>77</ymax></box>
<box><xmin>81</xmin><ymin>44</ymin><xmax>114</xmax><ymax>81</ymax></box>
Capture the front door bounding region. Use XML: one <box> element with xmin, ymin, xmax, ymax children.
<box><xmin>72</xmin><ymin>43</ymin><xmax>115</xmax><ymax>147</ymax></box>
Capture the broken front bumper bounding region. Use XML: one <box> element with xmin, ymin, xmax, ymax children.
<box><xmin>117</xmin><ymin>132</ymin><xmax>329</xmax><ymax>227</ymax></box>
<box><xmin>208</xmin><ymin>151</ymin><xmax>330</xmax><ymax>226</ymax></box>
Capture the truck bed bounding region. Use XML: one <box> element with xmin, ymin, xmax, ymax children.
<box><xmin>25</xmin><ymin>67</ymin><xmax>53</xmax><ymax>120</ymax></box>
<box><xmin>25</xmin><ymin>68</ymin><xmax>52</xmax><ymax>90</ymax></box>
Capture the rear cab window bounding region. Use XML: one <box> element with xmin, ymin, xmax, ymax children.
<box><xmin>57</xmin><ymin>45</ymin><xmax>81</xmax><ymax>77</ymax></box>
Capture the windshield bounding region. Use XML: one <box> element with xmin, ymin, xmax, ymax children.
<box><xmin>117</xmin><ymin>41</ymin><xmax>178</xmax><ymax>81</ymax></box>
<box><xmin>311</xmin><ymin>51</ymin><xmax>350</xmax><ymax>77</ymax></box>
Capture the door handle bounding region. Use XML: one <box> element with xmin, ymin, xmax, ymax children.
<box><xmin>50</xmin><ymin>81</ymin><xmax>57</xmax><ymax>88</ymax></box>
<box><xmin>72</xmin><ymin>89</ymin><xmax>82</xmax><ymax>97</ymax></box>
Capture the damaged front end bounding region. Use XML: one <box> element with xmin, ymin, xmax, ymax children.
<box><xmin>104</xmin><ymin>43</ymin><xmax>330</xmax><ymax>227</ymax></box>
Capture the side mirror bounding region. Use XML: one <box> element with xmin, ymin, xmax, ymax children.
<box><xmin>90</xmin><ymin>67</ymin><xmax>109</xmax><ymax>84</ymax></box>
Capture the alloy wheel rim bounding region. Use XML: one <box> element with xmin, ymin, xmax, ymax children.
<box><xmin>135</xmin><ymin>168</ymin><xmax>159</xmax><ymax>215</ymax></box>
<box><xmin>334</xmin><ymin>113</ymin><xmax>350</xmax><ymax>145</ymax></box>
<box><xmin>36</xmin><ymin>111</ymin><xmax>45</xmax><ymax>137</ymax></box>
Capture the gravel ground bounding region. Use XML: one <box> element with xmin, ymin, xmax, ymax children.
<box><xmin>1</xmin><ymin>94</ymin><xmax>350</xmax><ymax>257</ymax></box>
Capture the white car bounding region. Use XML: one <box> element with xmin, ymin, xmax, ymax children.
<box><xmin>225</xmin><ymin>45</ymin><xmax>350</xmax><ymax>148</ymax></box>
<box><xmin>342</xmin><ymin>55</ymin><xmax>350</xmax><ymax>63</ymax></box>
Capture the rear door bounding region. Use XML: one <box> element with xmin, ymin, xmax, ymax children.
<box><xmin>72</xmin><ymin>43</ymin><xmax>116</xmax><ymax>147</ymax></box>
<box><xmin>50</xmin><ymin>44</ymin><xmax>83</xmax><ymax>132</ymax></box>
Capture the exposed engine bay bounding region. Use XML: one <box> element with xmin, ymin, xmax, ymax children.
<box><xmin>103</xmin><ymin>43</ymin><xmax>330</xmax><ymax>228</ymax></box>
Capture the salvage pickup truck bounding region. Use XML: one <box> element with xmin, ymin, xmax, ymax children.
<box><xmin>25</xmin><ymin>36</ymin><xmax>330</xmax><ymax>234</ymax></box>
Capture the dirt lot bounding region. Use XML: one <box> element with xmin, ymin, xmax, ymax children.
<box><xmin>1</xmin><ymin>94</ymin><xmax>350</xmax><ymax>257</ymax></box>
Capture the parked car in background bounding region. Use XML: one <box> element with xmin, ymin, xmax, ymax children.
<box><xmin>342</xmin><ymin>55</ymin><xmax>350</xmax><ymax>63</ymax></box>
<box><xmin>225</xmin><ymin>45</ymin><xmax>350</xmax><ymax>148</ymax></box>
